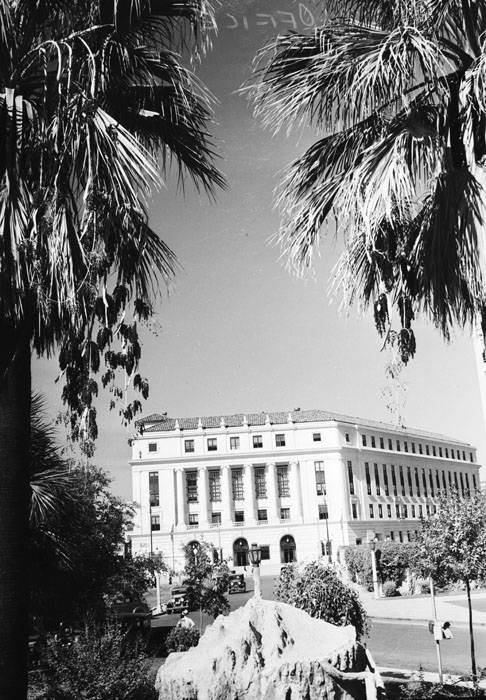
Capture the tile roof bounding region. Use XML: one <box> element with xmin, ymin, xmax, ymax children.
<box><xmin>136</xmin><ymin>409</ymin><xmax>471</xmax><ymax>446</ymax></box>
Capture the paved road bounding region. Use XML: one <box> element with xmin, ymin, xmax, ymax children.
<box><xmin>152</xmin><ymin>576</ymin><xmax>486</xmax><ymax>674</ymax></box>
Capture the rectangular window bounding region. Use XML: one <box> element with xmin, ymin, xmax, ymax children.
<box><xmin>448</xmin><ymin>471</ymin><xmax>452</xmax><ymax>489</ymax></box>
<box><xmin>465</xmin><ymin>473</ymin><xmax>470</xmax><ymax>493</ymax></box>
<box><xmin>369</xmin><ymin>504</ymin><xmax>374</xmax><ymax>519</ymax></box>
<box><xmin>234</xmin><ymin>510</ymin><xmax>245</xmax><ymax>524</ymax></box>
<box><xmin>445</xmin><ymin>447</ymin><xmax>449</xmax><ymax>458</ymax></box>
<box><xmin>347</xmin><ymin>461</ymin><xmax>355</xmax><ymax>495</ymax></box>
<box><xmin>371</xmin><ymin>436</ymin><xmax>376</xmax><ymax>448</ymax></box>
<box><xmin>378</xmin><ymin>504</ymin><xmax>383</xmax><ymax>519</ymax></box>
<box><xmin>232</xmin><ymin>468</ymin><xmax>244</xmax><ymax>500</ymax></box>
<box><xmin>260</xmin><ymin>546</ymin><xmax>270</xmax><ymax>560</ymax></box>
<box><xmin>442</xmin><ymin>471</ymin><xmax>447</xmax><ymax>492</ymax></box>
<box><xmin>318</xmin><ymin>503</ymin><xmax>328</xmax><ymax>520</ymax></box>
<box><xmin>388</xmin><ymin>438</ymin><xmax>393</xmax><ymax>450</ymax></box>
<box><xmin>280</xmin><ymin>507</ymin><xmax>290</xmax><ymax>520</ymax></box>
<box><xmin>362</xmin><ymin>434</ymin><xmax>367</xmax><ymax>447</ymax></box>
<box><xmin>230</xmin><ymin>436</ymin><xmax>240</xmax><ymax>450</ymax></box>
<box><xmin>404</xmin><ymin>441</ymin><xmax>408</xmax><ymax>453</ymax></box>
<box><xmin>407</xmin><ymin>466</ymin><xmax>413</xmax><ymax>496</ymax></box>
<box><xmin>352</xmin><ymin>503</ymin><xmax>358</xmax><ymax>519</ymax></box>
<box><xmin>419</xmin><ymin>505</ymin><xmax>423</xmax><ymax>519</ymax></box>
<box><xmin>313</xmin><ymin>432</ymin><xmax>321</xmax><ymax>442</ymax></box>
<box><xmin>151</xmin><ymin>514</ymin><xmax>160</xmax><ymax>531</ymax></box>
<box><xmin>435</xmin><ymin>470</ymin><xmax>440</xmax><ymax>491</ymax></box>
<box><xmin>211</xmin><ymin>512</ymin><xmax>221</xmax><ymax>525</ymax></box>
<box><xmin>209</xmin><ymin>470</ymin><xmax>221</xmax><ymax>502</ymax></box>
<box><xmin>454</xmin><ymin>472</ymin><xmax>459</xmax><ymax>490</ymax></box>
<box><xmin>429</xmin><ymin>470</ymin><xmax>434</xmax><ymax>497</ymax></box>
<box><xmin>473</xmin><ymin>473</ymin><xmax>477</xmax><ymax>490</ymax></box>
<box><xmin>460</xmin><ymin>472</ymin><xmax>465</xmax><ymax>496</ymax></box>
<box><xmin>432</xmin><ymin>446</ymin><xmax>436</xmax><ymax>457</ymax></box>
<box><xmin>276</xmin><ymin>433</ymin><xmax>286</xmax><ymax>447</ymax></box>
<box><xmin>188</xmin><ymin>513</ymin><xmax>198</xmax><ymax>528</ymax></box>
<box><xmin>402</xmin><ymin>505</ymin><xmax>408</xmax><ymax>519</ymax></box>
<box><xmin>149</xmin><ymin>471</ymin><xmax>159</xmax><ymax>507</ymax></box>
<box><xmin>253</xmin><ymin>435</ymin><xmax>263</xmax><ymax>448</ymax></box>
<box><xmin>463</xmin><ymin>450</ymin><xmax>466</xmax><ymax>461</ymax></box>
<box><xmin>148</xmin><ymin>442</ymin><xmax>157</xmax><ymax>453</ymax></box>
<box><xmin>374</xmin><ymin>463</ymin><xmax>380</xmax><ymax>495</ymax></box>
<box><xmin>387</xmin><ymin>504</ymin><xmax>392</xmax><ymax>518</ymax></box>
<box><xmin>470</xmin><ymin>452</ymin><xmax>474</xmax><ymax>463</ymax></box>
<box><xmin>345</xmin><ymin>432</ymin><xmax>350</xmax><ymax>443</ymax></box>
<box><xmin>451</xmin><ymin>449</ymin><xmax>455</xmax><ymax>459</ymax></box>
<box><xmin>380</xmin><ymin>437</ymin><xmax>385</xmax><ymax>449</ymax></box>
<box><xmin>207</xmin><ymin>438</ymin><xmax>217</xmax><ymax>452</ymax></box>
<box><xmin>422</xmin><ymin>469</ymin><xmax>428</xmax><ymax>496</ymax></box>
<box><xmin>398</xmin><ymin>531</ymin><xmax>403</xmax><ymax>542</ymax></box>
<box><xmin>426</xmin><ymin>445</ymin><xmax>430</xmax><ymax>456</ymax></box>
<box><xmin>415</xmin><ymin>467</ymin><xmax>421</xmax><ymax>497</ymax></box>
<box><xmin>382</xmin><ymin>465</ymin><xmax>389</xmax><ymax>496</ymax></box>
<box><xmin>315</xmin><ymin>461</ymin><xmax>326</xmax><ymax>496</ymax></box>
<box><xmin>257</xmin><ymin>509</ymin><xmax>267</xmax><ymax>522</ymax></box>
<box><xmin>399</xmin><ymin>466</ymin><xmax>405</xmax><ymax>496</ymax></box>
<box><xmin>439</xmin><ymin>446</ymin><xmax>443</xmax><ymax>457</ymax></box>
<box><xmin>426</xmin><ymin>504</ymin><xmax>431</xmax><ymax>517</ymax></box>
<box><xmin>186</xmin><ymin>471</ymin><xmax>198</xmax><ymax>503</ymax></box>
<box><xmin>419</xmin><ymin>443</ymin><xmax>423</xmax><ymax>455</ymax></box>
<box><xmin>411</xmin><ymin>442</ymin><xmax>416</xmax><ymax>454</ymax></box>
<box><xmin>391</xmin><ymin>465</ymin><xmax>397</xmax><ymax>496</ymax></box>
<box><xmin>365</xmin><ymin>463</ymin><xmax>371</xmax><ymax>495</ymax></box>
<box><xmin>277</xmin><ymin>465</ymin><xmax>290</xmax><ymax>497</ymax></box>
<box><xmin>396</xmin><ymin>440</ymin><xmax>401</xmax><ymax>451</ymax></box>
<box><xmin>390</xmin><ymin>531</ymin><xmax>395</xmax><ymax>541</ymax></box>
<box><xmin>411</xmin><ymin>505</ymin><xmax>416</xmax><ymax>518</ymax></box>
<box><xmin>184</xmin><ymin>439</ymin><xmax>195</xmax><ymax>453</ymax></box>
<box><xmin>396</xmin><ymin>504</ymin><xmax>401</xmax><ymax>519</ymax></box>
<box><xmin>254</xmin><ymin>467</ymin><xmax>267</xmax><ymax>498</ymax></box>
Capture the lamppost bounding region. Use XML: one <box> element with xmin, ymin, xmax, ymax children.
<box><xmin>248</xmin><ymin>543</ymin><xmax>262</xmax><ymax>598</ymax></box>
<box><xmin>369</xmin><ymin>537</ymin><xmax>380</xmax><ymax>599</ymax></box>
<box><xmin>323</xmin><ymin>510</ymin><xmax>332</xmax><ymax>564</ymax></box>
<box><xmin>193</xmin><ymin>543</ymin><xmax>203</xmax><ymax>632</ymax></box>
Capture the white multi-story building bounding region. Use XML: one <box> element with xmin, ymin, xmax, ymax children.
<box><xmin>129</xmin><ymin>409</ymin><xmax>480</xmax><ymax>574</ymax></box>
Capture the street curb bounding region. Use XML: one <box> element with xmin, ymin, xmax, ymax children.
<box><xmin>370</xmin><ymin>616</ymin><xmax>486</xmax><ymax>628</ymax></box>
<box><xmin>378</xmin><ymin>667</ymin><xmax>486</xmax><ymax>689</ymax></box>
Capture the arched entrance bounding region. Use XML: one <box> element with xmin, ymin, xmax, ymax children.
<box><xmin>233</xmin><ymin>538</ymin><xmax>249</xmax><ymax>567</ymax></box>
<box><xmin>280</xmin><ymin>535</ymin><xmax>297</xmax><ymax>563</ymax></box>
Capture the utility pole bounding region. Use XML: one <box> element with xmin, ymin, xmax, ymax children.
<box><xmin>430</xmin><ymin>577</ymin><xmax>443</xmax><ymax>683</ymax></box>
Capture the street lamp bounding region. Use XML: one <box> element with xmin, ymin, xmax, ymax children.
<box><xmin>369</xmin><ymin>537</ymin><xmax>380</xmax><ymax>599</ymax></box>
<box><xmin>248</xmin><ymin>543</ymin><xmax>262</xmax><ymax>598</ymax></box>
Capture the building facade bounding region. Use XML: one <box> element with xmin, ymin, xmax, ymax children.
<box><xmin>129</xmin><ymin>409</ymin><xmax>480</xmax><ymax>574</ymax></box>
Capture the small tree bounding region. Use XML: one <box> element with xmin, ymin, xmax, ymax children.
<box><xmin>414</xmin><ymin>490</ymin><xmax>486</xmax><ymax>679</ymax></box>
<box><xmin>182</xmin><ymin>542</ymin><xmax>230</xmax><ymax>618</ymax></box>
<box><xmin>273</xmin><ymin>561</ymin><xmax>369</xmax><ymax>639</ymax></box>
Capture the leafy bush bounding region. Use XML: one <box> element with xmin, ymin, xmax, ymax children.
<box><xmin>273</xmin><ymin>561</ymin><xmax>369</xmax><ymax>639</ymax></box>
<box><xmin>382</xmin><ymin>580</ymin><xmax>398</xmax><ymax>597</ymax></box>
<box><xmin>182</xmin><ymin>542</ymin><xmax>230</xmax><ymax>617</ymax></box>
<box><xmin>344</xmin><ymin>542</ymin><xmax>417</xmax><ymax>592</ymax></box>
<box><xmin>166</xmin><ymin>626</ymin><xmax>200</xmax><ymax>653</ymax></box>
<box><xmin>344</xmin><ymin>547</ymin><xmax>373</xmax><ymax>591</ymax></box>
<box><xmin>30</xmin><ymin>625</ymin><xmax>157</xmax><ymax>699</ymax></box>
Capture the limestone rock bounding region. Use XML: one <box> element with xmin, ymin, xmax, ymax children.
<box><xmin>155</xmin><ymin>598</ymin><xmax>371</xmax><ymax>699</ymax></box>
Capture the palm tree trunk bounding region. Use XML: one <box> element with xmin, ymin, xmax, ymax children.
<box><xmin>0</xmin><ymin>324</ymin><xmax>31</xmax><ymax>699</ymax></box>
<box><xmin>465</xmin><ymin>577</ymin><xmax>477</xmax><ymax>680</ymax></box>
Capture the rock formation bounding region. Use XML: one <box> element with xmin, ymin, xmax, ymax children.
<box><xmin>156</xmin><ymin>597</ymin><xmax>377</xmax><ymax>699</ymax></box>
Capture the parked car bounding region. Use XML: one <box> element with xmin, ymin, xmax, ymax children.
<box><xmin>111</xmin><ymin>598</ymin><xmax>152</xmax><ymax>631</ymax></box>
<box><xmin>228</xmin><ymin>573</ymin><xmax>246</xmax><ymax>594</ymax></box>
<box><xmin>161</xmin><ymin>586</ymin><xmax>189</xmax><ymax>614</ymax></box>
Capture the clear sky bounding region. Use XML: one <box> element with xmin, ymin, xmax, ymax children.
<box><xmin>33</xmin><ymin>1</ymin><xmax>486</xmax><ymax>499</ymax></box>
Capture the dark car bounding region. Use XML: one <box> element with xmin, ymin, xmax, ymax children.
<box><xmin>228</xmin><ymin>573</ymin><xmax>246</xmax><ymax>594</ymax></box>
<box><xmin>161</xmin><ymin>586</ymin><xmax>189</xmax><ymax>614</ymax></box>
<box><xmin>111</xmin><ymin>598</ymin><xmax>152</xmax><ymax>630</ymax></box>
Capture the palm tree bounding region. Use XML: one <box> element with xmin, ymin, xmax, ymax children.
<box><xmin>0</xmin><ymin>2</ymin><xmax>224</xmax><ymax>695</ymax></box>
<box><xmin>251</xmin><ymin>1</ymin><xmax>486</xmax><ymax>362</ymax></box>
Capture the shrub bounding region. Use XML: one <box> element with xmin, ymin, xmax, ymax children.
<box><xmin>30</xmin><ymin>624</ymin><xmax>157</xmax><ymax>699</ymax></box>
<box><xmin>382</xmin><ymin>580</ymin><xmax>398</xmax><ymax>597</ymax></box>
<box><xmin>344</xmin><ymin>547</ymin><xmax>373</xmax><ymax>591</ymax></box>
<box><xmin>166</xmin><ymin>626</ymin><xmax>200</xmax><ymax>653</ymax></box>
<box><xmin>273</xmin><ymin>561</ymin><xmax>369</xmax><ymax>639</ymax></box>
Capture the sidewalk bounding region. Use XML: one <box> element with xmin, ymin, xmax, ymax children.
<box><xmin>359</xmin><ymin>589</ymin><xmax>486</xmax><ymax>626</ymax></box>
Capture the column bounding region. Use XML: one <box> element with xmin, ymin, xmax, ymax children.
<box><xmin>290</xmin><ymin>461</ymin><xmax>303</xmax><ymax>522</ymax></box>
<box><xmin>266</xmin><ymin>462</ymin><xmax>279</xmax><ymax>523</ymax></box>
<box><xmin>198</xmin><ymin>466</ymin><xmax>209</xmax><ymax>529</ymax></box>
<box><xmin>244</xmin><ymin>463</ymin><xmax>257</xmax><ymax>525</ymax></box>
<box><xmin>221</xmin><ymin>465</ymin><xmax>232</xmax><ymax>526</ymax></box>
<box><xmin>175</xmin><ymin>468</ymin><xmax>186</xmax><ymax>529</ymax></box>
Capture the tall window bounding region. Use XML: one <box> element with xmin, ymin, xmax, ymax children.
<box><xmin>383</xmin><ymin>464</ymin><xmax>389</xmax><ymax>496</ymax></box>
<box><xmin>432</xmin><ymin>446</ymin><xmax>436</xmax><ymax>456</ymax></box>
<box><xmin>209</xmin><ymin>470</ymin><xmax>221</xmax><ymax>502</ymax></box>
<box><xmin>374</xmin><ymin>463</ymin><xmax>380</xmax><ymax>495</ymax></box>
<box><xmin>207</xmin><ymin>438</ymin><xmax>217</xmax><ymax>452</ymax></box>
<box><xmin>275</xmin><ymin>433</ymin><xmax>286</xmax><ymax>447</ymax></box>
<box><xmin>407</xmin><ymin>467</ymin><xmax>413</xmax><ymax>496</ymax></box>
<box><xmin>442</xmin><ymin>471</ymin><xmax>447</xmax><ymax>493</ymax></box>
<box><xmin>369</xmin><ymin>504</ymin><xmax>374</xmax><ymax>519</ymax></box>
<box><xmin>151</xmin><ymin>514</ymin><xmax>160</xmax><ymax>531</ymax></box>
<box><xmin>184</xmin><ymin>439</ymin><xmax>195</xmax><ymax>453</ymax></box>
<box><xmin>391</xmin><ymin>465</ymin><xmax>397</xmax><ymax>496</ymax></box>
<box><xmin>396</xmin><ymin>440</ymin><xmax>401</xmax><ymax>451</ymax></box>
<box><xmin>280</xmin><ymin>507</ymin><xmax>290</xmax><ymax>520</ymax></box>
<box><xmin>463</xmin><ymin>450</ymin><xmax>466</xmax><ymax>461</ymax></box>
<box><xmin>439</xmin><ymin>446</ymin><xmax>443</xmax><ymax>457</ymax></box>
<box><xmin>411</xmin><ymin>505</ymin><xmax>416</xmax><ymax>518</ymax></box>
<box><xmin>402</xmin><ymin>504</ymin><xmax>408</xmax><ymax>519</ymax></box>
<box><xmin>422</xmin><ymin>468</ymin><xmax>428</xmax><ymax>497</ymax></box>
<box><xmin>365</xmin><ymin>463</ymin><xmax>371</xmax><ymax>495</ymax></box>
<box><xmin>188</xmin><ymin>513</ymin><xmax>199</xmax><ymax>528</ymax></box>
<box><xmin>378</xmin><ymin>504</ymin><xmax>383</xmax><ymax>518</ymax></box>
<box><xmin>473</xmin><ymin>473</ymin><xmax>477</xmax><ymax>490</ymax></box>
<box><xmin>253</xmin><ymin>435</ymin><xmax>263</xmax><ymax>448</ymax></box>
<box><xmin>380</xmin><ymin>437</ymin><xmax>384</xmax><ymax>449</ymax></box>
<box><xmin>454</xmin><ymin>472</ymin><xmax>459</xmax><ymax>490</ymax></box>
<box><xmin>396</xmin><ymin>504</ymin><xmax>400</xmax><ymax>519</ymax></box>
<box><xmin>232</xmin><ymin>469</ymin><xmax>244</xmax><ymax>500</ymax></box>
<box><xmin>318</xmin><ymin>503</ymin><xmax>328</xmax><ymax>520</ymax></box>
<box><xmin>418</xmin><ymin>443</ymin><xmax>423</xmax><ymax>454</ymax></box>
<box><xmin>362</xmin><ymin>434</ymin><xmax>367</xmax><ymax>447</ymax></box>
<box><xmin>404</xmin><ymin>441</ymin><xmax>408</xmax><ymax>453</ymax></box>
<box><xmin>371</xmin><ymin>436</ymin><xmax>376</xmax><ymax>448</ymax></box>
<box><xmin>347</xmin><ymin>460</ymin><xmax>354</xmax><ymax>495</ymax></box>
<box><xmin>186</xmin><ymin>471</ymin><xmax>198</xmax><ymax>502</ymax></box>
<box><xmin>254</xmin><ymin>467</ymin><xmax>267</xmax><ymax>498</ymax></box>
<box><xmin>445</xmin><ymin>447</ymin><xmax>449</xmax><ymax>458</ymax></box>
<box><xmin>448</xmin><ymin>471</ymin><xmax>452</xmax><ymax>489</ymax></box>
<box><xmin>149</xmin><ymin>471</ymin><xmax>159</xmax><ymax>507</ymax></box>
<box><xmin>230</xmin><ymin>436</ymin><xmax>240</xmax><ymax>450</ymax></box>
<box><xmin>277</xmin><ymin>465</ymin><xmax>290</xmax><ymax>497</ymax></box>
<box><xmin>388</xmin><ymin>438</ymin><xmax>393</xmax><ymax>450</ymax></box>
<box><xmin>426</xmin><ymin>445</ymin><xmax>430</xmax><ymax>456</ymax></box>
<box><xmin>460</xmin><ymin>472</ymin><xmax>465</xmax><ymax>496</ymax></box>
<box><xmin>387</xmin><ymin>504</ymin><xmax>392</xmax><ymax>518</ymax></box>
<box><xmin>465</xmin><ymin>473</ymin><xmax>470</xmax><ymax>493</ymax></box>
<box><xmin>470</xmin><ymin>452</ymin><xmax>474</xmax><ymax>462</ymax></box>
<box><xmin>411</xmin><ymin>442</ymin><xmax>416</xmax><ymax>454</ymax></box>
<box><xmin>435</xmin><ymin>470</ymin><xmax>440</xmax><ymax>491</ymax></box>
<box><xmin>345</xmin><ymin>432</ymin><xmax>350</xmax><ymax>443</ymax></box>
<box><xmin>315</xmin><ymin>462</ymin><xmax>326</xmax><ymax>496</ymax></box>
<box><xmin>419</xmin><ymin>505</ymin><xmax>423</xmax><ymax>519</ymax></box>
<box><xmin>399</xmin><ymin>465</ymin><xmax>405</xmax><ymax>496</ymax></box>
<box><xmin>429</xmin><ymin>470</ymin><xmax>434</xmax><ymax>497</ymax></box>
<box><xmin>451</xmin><ymin>449</ymin><xmax>455</xmax><ymax>459</ymax></box>
<box><xmin>415</xmin><ymin>467</ymin><xmax>420</xmax><ymax>496</ymax></box>
<box><xmin>352</xmin><ymin>503</ymin><xmax>358</xmax><ymax>519</ymax></box>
